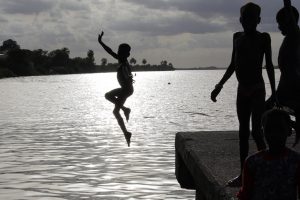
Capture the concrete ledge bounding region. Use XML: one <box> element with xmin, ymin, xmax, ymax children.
<box><xmin>175</xmin><ymin>131</ymin><xmax>300</xmax><ymax>200</ymax></box>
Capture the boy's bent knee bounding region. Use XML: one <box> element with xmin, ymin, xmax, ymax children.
<box><xmin>113</xmin><ymin>108</ymin><xmax>121</xmax><ymax>117</ymax></box>
<box><xmin>105</xmin><ymin>92</ymin><xmax>110</xmax><ymax>100</ymax></box>
<box><xmin>113</xmin><ymin>109</ymin><xmax>119</xmax><ymax>116</ymax></box>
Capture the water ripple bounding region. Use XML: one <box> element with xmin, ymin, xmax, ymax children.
<box><xmin>0</xmin><ymin>71</ymin><xmax>279</xmax><ymax>199</ymax></box>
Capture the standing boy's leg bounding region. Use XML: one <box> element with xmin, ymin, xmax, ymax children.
<box><xmin>251</xmin><ymin>91</ymin><xmax>267</xmax><ymax>151</ymax></box>
<box><xmin>227</xmin><ymin>91</ymin><xmax>251</xmax><ymax>186</ymax></box>
<box><xmin>237</xmin><ymin>92</ymin><xmax>252</xmax><ymax>171</ymax></box>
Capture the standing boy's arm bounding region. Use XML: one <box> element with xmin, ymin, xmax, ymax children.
<box><xmin>264</xmin><ymin>33</ymin><xmax>277</xmax><ymax>100</ymax></box>
<box><xmin>218</xmin><ymin>33</ymin><xmax>239</xmax><ymax>86</ymax></box>
<box><xmin>211</xmin><ymin>34</ymin><xmax>236</xmax><ymax>102</ymax></box>
<box><xmin>98</xmin><ymin>31</ymin><xmax>119</xmax><ymax>60</ymax></box>
<box><xmin>218</xmin><ymin>53</ymin><xmax>235</xmax><ymax>86</ymax></box>
<box><xmin>283</xmin><ymin>0</ymin><xmax>299</xmax><ymax>33</ymax></box>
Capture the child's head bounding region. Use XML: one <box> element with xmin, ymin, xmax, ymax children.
<box><xmin>240</xmin><ymin>3</ymin><xmax>261</xmax><ymax>33</ymax></box>
<box><xmin>262</xmin><ymin>109</ymin><xmax>291</xmax><ymax>152</ymax></box>
<box><xmin>118</xmin><ymin>43</ymin><xmax>131</xmax><ymax>60</ymax></box>
<box><xmin>276</xmin><ymin>6</ymin><xmax>299</xmax><ymax>35</ymax></box>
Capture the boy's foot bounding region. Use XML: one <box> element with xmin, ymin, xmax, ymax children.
<box><xmin>124</xmin><ymin>131</ymin><xmax>132</xmax><ymax>147</ymax></box>
<box><xmin>124</xmin><ymin>108</ymin><xmax>131</xmax><ymax>122</ymax></box>
<box><xmin>226</xmin><ymin>175</ymin><xmax>242</xmax><ymax>187</ymax></box>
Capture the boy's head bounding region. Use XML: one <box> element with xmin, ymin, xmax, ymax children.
<box><xmin>276</xmin><ymin>6</ymin><xmax>299</xmax><ymax>35</ymax></box>
<box><xmin>240</xmin><ymin>3</ymin><xmax>261</xmax><ymax>33</ymax></box>
<box><xmin>262</xmin><ymin>109</ymin><xmax>291</xmax><ymax>152</ymax></box>
<box><xmin>118</xmin><ymin>43</ymin><xmax>131</xmax><ymax>60</ymax></box>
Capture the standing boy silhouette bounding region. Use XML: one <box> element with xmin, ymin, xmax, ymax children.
<box><xmin>276</xmin><ymin>0</ymin><xmax>300</xmax><ymax>146</ymax></box>
<box><xmin>98</xmin><ymin>31</ymin><xmax>133</xmax><ymax>147</ymax></box>
<box><xmin>211</xmin><ymin>3</ymin><xmax>276</xmax><ymax>186</ymax></box>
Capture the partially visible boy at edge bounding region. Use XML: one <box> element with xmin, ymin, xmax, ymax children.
<box><xmin>211</xmin><ymin>3</ymin><xmax>276</xmax><ymax>186</ymax></box>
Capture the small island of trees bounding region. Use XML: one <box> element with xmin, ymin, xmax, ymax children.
<box><xmin>0</xmin><ymin>39</ymin><xmax>175</xmax><ymax>79</ymax></box>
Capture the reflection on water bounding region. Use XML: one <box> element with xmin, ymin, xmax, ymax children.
<box><xmin>0</xmin><ymin>71</ymin><xmax>277</xmax><ymax>199</ymax></box>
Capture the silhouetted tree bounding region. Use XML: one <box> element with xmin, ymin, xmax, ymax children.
<box><xmin>101</xmin><ymin>58</ymin><xmax>107</xmax><ymax>66</ymax></box>
<box><xmin>31</xmin><ymin>49</ymin><xmax>49</xmax><ymax>74</ymax></box>
<box><xmin>87</xmin><ymin>50</ymin><xmax>95</xmax><ymax>65</ymax></box>
<box><xmin>0</xmin><ymin>39</ymin><xmax>20</xmax><ymax>53</ymax></box>
<box><xmin>142</xmin><ymin>58</ymin><xmax>147</xmax><ymax>65</ymax></box>
<box><xmin>68</xmin><ymin>57</ymin><xmax>86</xmax><ymax>73</ymax></box>
<box><xmin>48</xmin><ymin>47</ymin><xmax>70</xmax><ymax>67</ymax></box>
<box><xmin>6</xmin><ymin>49</ymin><xmax>36</xmax><ymax>76</ymax></box>
<box><xmin>160</xmin><ymin>60</ymin><xmax>168</xmax><ymax>66</ymax></box>
<box><xmin>0</xmin><ymin>38</ymin><xmax>175</xmax><ymax>79</ymax></box>
<box><xmin>129</xmin><ymin>57</ymin><xmax>136</xmax><ymax>65</ymax></box>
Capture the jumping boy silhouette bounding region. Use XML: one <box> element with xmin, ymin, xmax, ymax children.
<box><xmin>98</xmin><ymin>31</ymin><xmax>133</xmax><ymax>147</ymax></box>
<box><xmin>276</xmin><ymin>0</ymin><xmax>300</xmax><ymax>146</ymax></box>
<box><xmin>211</xmin><ymin>3</ymin><xmax>276</xmax><ymax>186</ymax></box>
<box><xmin>237</xmin><ymin>109</ymin><xmax>300</xmax><ymax>200</ymax></box>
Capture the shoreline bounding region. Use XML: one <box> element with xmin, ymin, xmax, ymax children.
<box><xmin>0</xmin><ymin>68</ymin><xmax>226</xmax><ymax>80</ymax></box>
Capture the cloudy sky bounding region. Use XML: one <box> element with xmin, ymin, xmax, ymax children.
<box><xmin>0</xmin><ymin>0</ymin><xmax>299</xmax><ymax>68</ymax></box>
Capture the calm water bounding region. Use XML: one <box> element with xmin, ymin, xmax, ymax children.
<box><xmin>0</xmin><ymin>70</ymin><xmax>278</xmax><ymax>200</ymax></box>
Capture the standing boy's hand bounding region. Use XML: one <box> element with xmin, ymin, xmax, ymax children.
<box><xmin>211</xmin><ymin>84</ymin><xmax>222</xmax><ymax>102</ymax></box>
<box><xmin>98</xmin><ymin>31</ymin><xmax>104</xmax><ymax>44</ymax></box>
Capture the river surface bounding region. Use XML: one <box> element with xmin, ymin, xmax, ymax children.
<box><xmin>0</xmin><ymin>70</ymin><xmax>278</xmax><ymax>199</ymax></box>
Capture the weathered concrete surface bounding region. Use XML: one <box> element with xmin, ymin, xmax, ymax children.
<box><xmin>175</xmin><ymin>131</ymin><xmax>300</xmax><ymax>200</ymax></box>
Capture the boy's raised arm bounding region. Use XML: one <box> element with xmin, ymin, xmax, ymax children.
<box><xmin>98</xmin><ymin>31</ymin><xmax>119</xmax><ymax>60</ymax></box>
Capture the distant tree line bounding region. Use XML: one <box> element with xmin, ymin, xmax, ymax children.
<box><xmin>0</xmin><ymin>39</ymin><xmax>174</xmax><ymax>79</ymax></box>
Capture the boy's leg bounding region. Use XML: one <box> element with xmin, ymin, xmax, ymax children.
<box><xmin>251</xmin><ymin>92</ymin><xmax>267</xmax><ymax>151</ymax></box>
<box><xmin>105</xmin><ymin>88</ymin><xmax>123</xmax><ymax>104</ymax></box>
<box><xmin>122</xmin><ymin>107</ymin><xmax>131</xmax><ymax>122</ymax></box>
<box><xmin>113</xmin><ymin>106</ymin><xmax>127</xmax><ymax>133</ymax></box>
<box><xmin>226</xmin><ymin>92</ymin><xmax>251</xmax><ymax>187</ymax></box>
<box><xmin>237</xmin><ymin>93</ymin><xmax>252</xmax><ymax>171</ymax></box>
<box><xmin>119</xmin><ymin>86</ymin><xmax>134</xmax><ymax>121</ymax></box>
<box><xmin>113</xmin><ymin>105</ymin><xmax>131</xmax><ymax>147</ymax></box>
<box><xmin>115</xmin><ymin>94</ymin><xmax>128</xmax><ymax>112</ymax></box>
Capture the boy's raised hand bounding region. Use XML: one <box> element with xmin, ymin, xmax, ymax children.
<box><xmin>284</xmin><ymin>0</ymin><xmax>291</xmax><ymax>7</ymax></box>
<box><xmin>98</xmin><ymin>31</ymin><xmax>104</xmax><ymax>43</ymax></box>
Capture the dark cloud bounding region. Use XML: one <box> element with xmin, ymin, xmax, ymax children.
<box><xmin>59</xmin><ymin>1</ymin><xmax>90</xmax><ymax>12</ymax></box>
<box><xmin>0</xmin><ymin>0</ymin><xmax>55</xmax><ymax>15</ymax></box>
<box><xmin>0</xmin><ymin>0</ymin><xmax>299</xmax><ymax>67</ymax></box>
<box><xmin>0</xmin><ymin>16</ymin><xmax>8</xmax><ymax>23</ymax></box>
<box><xmin>123</xmin><ymin>0</ymin><xmax>300</xmax><ymax>33</ymax></box>
<box><xmin>123</xmin><ymin>0</ymin><xmax>241</xmax><ymax>18</ymax></box>
<box><xmin>0</xmin><ymin>0</ymin><xmax>91</xmax><ymax>15</ymax></box>
<box><xmin>109</xmin><ymin>14</ymin><xmax>227</xmax><ymax>36</ymax></box>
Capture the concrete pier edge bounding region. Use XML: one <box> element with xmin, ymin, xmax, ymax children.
<box><xmin>175</xmin><ymin>132</ymin><xmax>233</xmax><ymax>200</ymax></box>
<box><xmin>175</xmin><ymin>131</ymin><xmax>300</xmax><ymax>200</ymax></box>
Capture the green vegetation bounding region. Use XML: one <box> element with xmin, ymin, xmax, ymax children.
<box><xmin>0</xmin><ymin>39</ymin><xmax>174</xmax><ymax>79</ymax></box>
